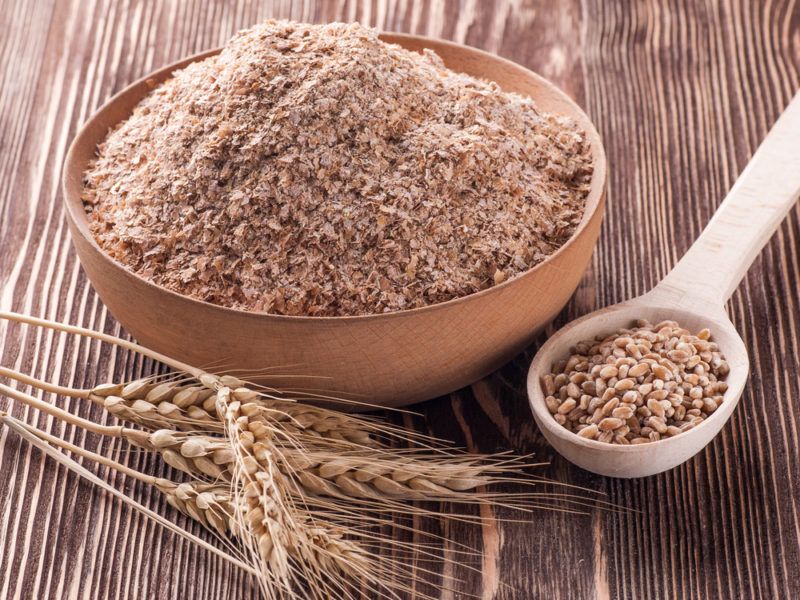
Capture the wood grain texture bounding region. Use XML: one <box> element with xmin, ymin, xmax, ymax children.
<box><xmin>1</xmin><ymin>1</ymin><xmax>799</xmax><ymax>598</ymax></box>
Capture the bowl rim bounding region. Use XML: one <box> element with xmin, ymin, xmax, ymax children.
<box><xmin>62</xmin><ymin>31</ymin><xmax>608</xmax><ymax>324</ymax></box>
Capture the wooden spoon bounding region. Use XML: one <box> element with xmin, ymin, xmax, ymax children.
<box><xmin>527</xmin><ymin>91</ymin><xmax>800</xmax><ymax>478</ymax></box>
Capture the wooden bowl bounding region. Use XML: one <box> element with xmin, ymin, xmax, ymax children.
<box><xmin>62</xmin><ymin>33</ymin><xmax>607</xmax><ymax>407</ymax></box>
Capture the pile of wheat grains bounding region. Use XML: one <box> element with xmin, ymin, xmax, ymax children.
<box><xmin>542</xmin><ymin>320</ymin><xmax>730</xmax><ymax>444</ymax></box>
<box><xmin>83</xmin><ymin>20</ymin><xmax>593</xmax><ymax>316</ymax></box>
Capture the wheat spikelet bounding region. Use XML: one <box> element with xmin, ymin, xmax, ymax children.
<box><xmin>157</xmin><ymin>480</ymin><xmax>233</xmax><ymax>536</ymax></box>
<box><xmin>90</xmin><ymin>378</ymin><xmax>223</xmax><ymax>432</ymax></box>
<box><xmin>281</xmin><ymin>450</ymin><xmax>494</xmax><ymax>501</ymax></box>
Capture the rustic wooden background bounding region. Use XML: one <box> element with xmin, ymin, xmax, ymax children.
<box><xmin>2</xmin><ymin>0</ymin><xmax>799</xmax><ymax>598</ymax></box>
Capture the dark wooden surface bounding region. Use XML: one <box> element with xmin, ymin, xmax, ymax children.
<box><xmin>2</xmin><ymin>1</ymin><xmax>800</xmax><ymax>598</ymax></box>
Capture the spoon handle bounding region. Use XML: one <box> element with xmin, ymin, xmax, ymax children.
<box><xmin>654</xmin><ymin>91</ymin><xmax>800</xmax><ymax>308</ymax></box>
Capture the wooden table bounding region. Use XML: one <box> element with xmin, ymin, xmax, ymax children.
<box><xmin>1</xmin><ymin>1</ymin><xmax>799</xmax><ymax>598</ymax></box>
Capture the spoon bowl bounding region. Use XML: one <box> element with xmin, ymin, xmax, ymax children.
<box><xmin>527</xmin><ymin>90</ymin><xmax>800</xmax><ymax>477</ymax></box>
<box><xmin>527</xmin><ymin>293</ymin><xmax>749</xmax><ymax>478</ymax></box>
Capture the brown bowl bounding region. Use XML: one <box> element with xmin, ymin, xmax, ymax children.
<box><xmin>62</xmin><ymin>33</ymin><xmax>607</xmax><ymax>407</ymax></box>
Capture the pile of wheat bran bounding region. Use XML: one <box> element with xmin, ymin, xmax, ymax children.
<box><xmin>83</xmin><ymin>20</ymin><xmax>593</xmax><ymax>316</ymax></box>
